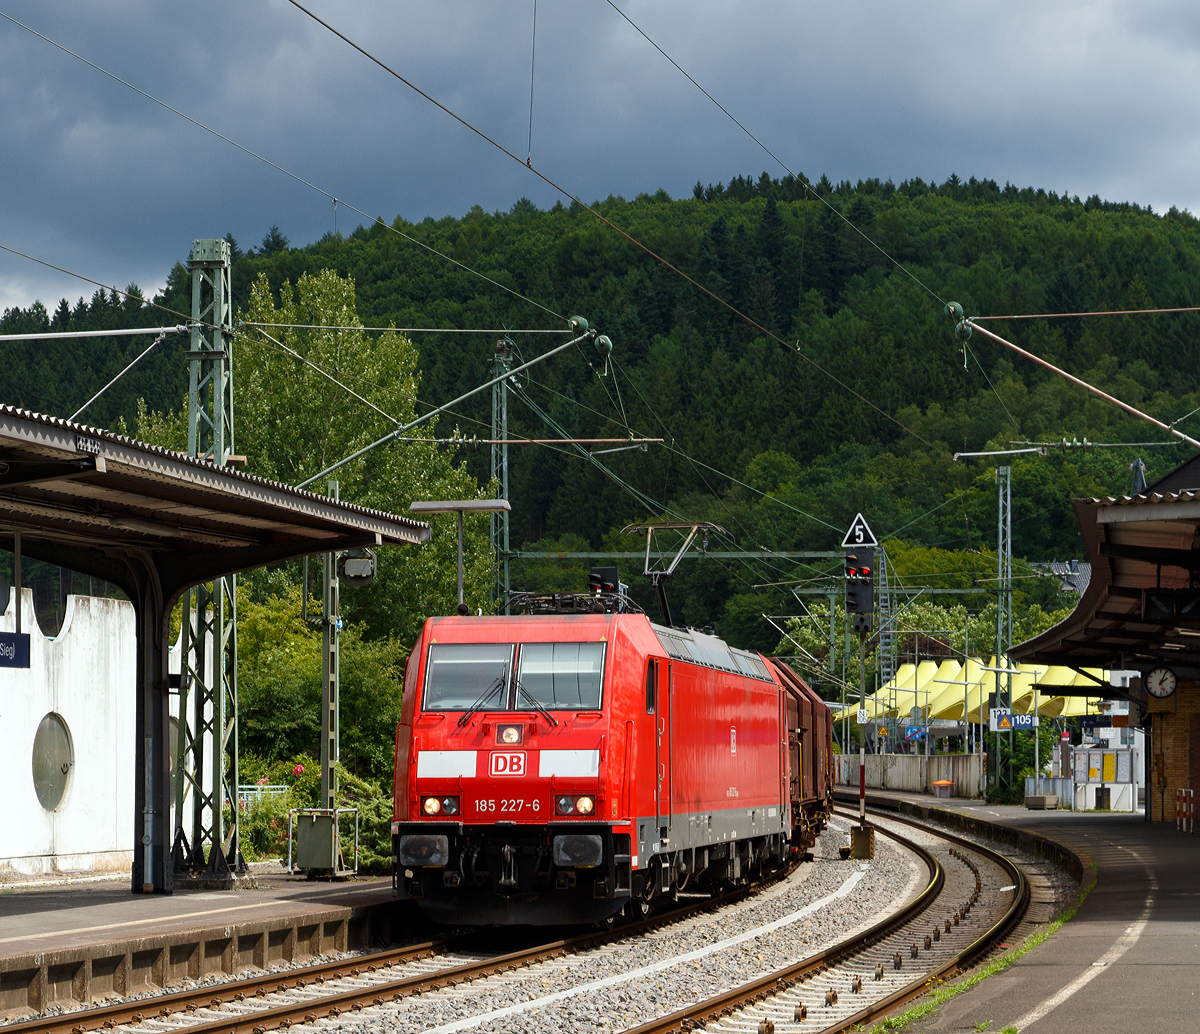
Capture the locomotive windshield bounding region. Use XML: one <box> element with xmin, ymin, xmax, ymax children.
<box><xmin>516</xmin><ymin>642</ymin><xmax>605</xmax><ymax>709</ymax></box>
<box><xmin>423</xmin><ymin>643</ymin><xmax>513</xmax><ymax>710</ymax></box>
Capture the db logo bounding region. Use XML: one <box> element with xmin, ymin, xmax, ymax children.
<box><xmin>490</xmin><ymin>751</ymin><xmax>527</xmax><ymax>776</ymax></box>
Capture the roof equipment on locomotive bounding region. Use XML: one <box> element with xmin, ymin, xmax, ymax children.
<box><xmin>391</xmin><ymin>564</ymin><xmax>834</xmax><ymax>926</ymax></box>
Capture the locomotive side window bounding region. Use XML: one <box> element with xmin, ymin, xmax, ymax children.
<box><xmin>517</xmin><ymin>642</ymin><xmax>605</xmax><ymax>709</ymax></box>
<box><xmin>423</xmin><ymin>643</ymin><xmax>514</xmax><ymax>710</ymax></box>
<box><xmin>645</xmin><ymin>659</ymin><xmax>656</xmax><ymax>714</ymax></box>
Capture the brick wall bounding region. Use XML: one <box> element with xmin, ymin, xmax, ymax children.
<box><xmin>1146</xmin><ymin>682</ymin><xmax>1200</xmax><ymax>821</ymax></box>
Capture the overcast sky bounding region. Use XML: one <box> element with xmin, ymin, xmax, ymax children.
<box><xmin>3</xmin><ymin>0</ymin><xmax>1200</xmax><ymax>313</ymax></box>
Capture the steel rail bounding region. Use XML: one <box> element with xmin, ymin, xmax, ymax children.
<box><xmin>11</xmin><ymin>864</ymin><xmax>799</xmax><ymax>1034</ymax></box>
<box><xmin>622</xmin><ymin>811</ymin><xmax>1029</xmax><ymax>1034</ymax></box>
<box><xmin>622</xmin><ymin>822</ymin><xmax>944</xmax><ymax>1034</ymax></box>
<box><xmin>824</xmin><ymin>809</ymin><xmax>1030</xmax><ymax>1033</ymax></box>
<box><xmin>5</xmin><ymin>937</ymin><xmax>453</xmax><ymax>1034</ymax></box>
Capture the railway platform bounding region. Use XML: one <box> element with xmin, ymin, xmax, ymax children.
<box><xmin>0</xmin><ymin>868</ymin><xmax>412</xmax><ymax>1019</ymax></box>
<box><xmin>849</xmin><ymin>787</ymin><xmax>1196</xmax><ymax>1033</ymax></box>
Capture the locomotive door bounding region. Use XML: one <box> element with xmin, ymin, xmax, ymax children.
<box><xmin>654</xmin><ymin>659</ymin><xmax>672</xmax><ymax>843</ymax></box>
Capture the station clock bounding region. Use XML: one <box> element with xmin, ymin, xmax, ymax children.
<box><xmin>1145</xmin><ymin>666</ymin><xmax>1178</xmax><ymax>698</ymax></box>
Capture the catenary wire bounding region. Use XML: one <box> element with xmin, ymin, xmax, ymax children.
<box><xmin>282</xmin><ymin>0</ymin><xmax>935</xmax><ymax>450</ymax></box>
<box><xmin>240</xmin><ymin>323</ymin><xmax>567</xmax><ymax>334</ymax></box>
<box><xmin>973</xmin><ymin>305</ymin><xmax>1200</xmax><ymax>321</ymax></box>
<box><xmin>610</xmin><ymin>359</ymin><xmax>845</xmax><ymax>533</ymax></box>
<box><xmin>526</xmin><ymin>0</ymin><xmax>538</xmax><ymax>166</ymax></box>
<box><xmin>520</xmin><ymin>359</ymin><xmax>843</xmax><ymax>542</ymax></box>
<box><xmin>964</xmin><ymin>340</ymin><xmax>1021</xmax><ymax>431</ymax></box>
<box><xmin>0</xmin><ymin>326</ymin><xmax>186</xmax><ymax>342</ymax></box>
<box><xmin>881</xmin><ymin>479</ymin><xmax>990</xmax><ymax>542</ymax></box>
<box><xmin>241</xmin><ymin>326</ymin><xmax>402</xmax><ymax>427</ymax></box>
<box><xmin>509</xmin><ymin>377</ymin><xmax>814</xmax><ymax>592</ymax></box>
<box><xmin>0</xmin><ymin>10</ymin><xmax>568</xmax><ymax>326</ymax></box>
<box><xmin>542</xmin><ymin>348</ymin><xmax>993</xmax><ymax>588</ymax></box>
<box><xmin>511</xmin><ymin>345</ymin><xmax>824</xmax><ymax>586</ymax></box>
<box><xmin>0</xmin><ymin>242</ymin><xmax>204</xmax><ymax>329</ymax></box>
<box><xmin>595</xmin><ymin>358</ymin><xmax>809</xmax><ymax>576</ymax></box>
<box><xmin>600</xmin><ymin>0</ymin><xmax>949</xmax><ymax>309</ymax></box>
<box><xmin>68</xmin><ymin>328</ymin><xmax>178</xmax><ymax>421</ymax></box>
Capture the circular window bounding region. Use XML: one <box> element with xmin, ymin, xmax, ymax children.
<box><xmin>32</xmin><ymin>713</ymin><xmax>73</xmax><ymax>812</ymax></box>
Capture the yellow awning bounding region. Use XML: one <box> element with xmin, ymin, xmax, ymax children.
<box><xmin>833</xmin><ymin>657</ymin><xmax>1108</xmax><ymax>723</ymax></box>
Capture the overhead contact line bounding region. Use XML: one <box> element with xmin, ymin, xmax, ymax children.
<box><xmin>0</xmin><ymin>242</ymin><xmax>206</xmax><ymax>331</ymax></box>
<box><xmin>0</xmin><ymin>10</ymin><xmax>569</xmax><ymax>327</ymax></box>
<box><xmin>5</xmin><ymin>6</ymin><xmax>934</xmax><ymax>452</ymax></box>
<box><xmin>281</xmin><ymin>1</ymin><xmax>935</xmax><ymax>450</ymax></box>
<box><xmin>600</xmin><ymin>0</ymin><xmax>951</xmax><ymax>310</ymax></box>
<box><xmin>240</xmin><ymin>324</ymin><xmax>569</xmax><ymax>334</ymax></box>
<box><xmin>947</xmin><ymin>305</ymin><xmax>1200</xmax><ymax>450</ymax></box>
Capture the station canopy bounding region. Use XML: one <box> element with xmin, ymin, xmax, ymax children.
<box><xmin>0</xmin><ymin>405</ymin><xmax>430</xmax><ymax>593</ymax></box>
<box><xmin>1012</xmin><ymin>450</ymin><xmax>1200</xmax><ymax>699</ymax></box>
<box><xmin>0</xmin><ymin>404</ymin><xmax>432</xmax><ymax>895</ymax></box>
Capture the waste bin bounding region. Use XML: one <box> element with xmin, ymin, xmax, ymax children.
<box><xmin>932</xmin><ymin>780</ymin><xmax>953</xmax><ymax>799</ymax></box>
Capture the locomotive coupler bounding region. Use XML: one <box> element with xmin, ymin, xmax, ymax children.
<box><xmin>499</xmin><ymin>843</ymin><xmax>518</xmax><ymax>890</ymax></box>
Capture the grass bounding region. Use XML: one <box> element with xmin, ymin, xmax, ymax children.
<box><xmin>863</xmin><ymin>858</ymin><xmax>1099</xmax><ymax>1032</ymax></box>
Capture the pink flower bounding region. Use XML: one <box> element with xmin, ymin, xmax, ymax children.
<box><xmin>292</xmin><ymin>764</ymin><xmax>305</xmax><ymax>776</ymax></box>
<box><xmin>257</xmin><ymin>777</ymin><xmax>269</xmax><ymax>785</ymax></box>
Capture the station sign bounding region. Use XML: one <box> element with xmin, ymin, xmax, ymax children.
<box><xmin>989</xmin><ymin>709</ymin><xmax>1038</xmax><ymax>732</ymax></box>
<box><xmin>841</xmin><ymin>513</ymin><xmax>878</xmax><ymax>548</ymax></box>
<box><xmin>0</xmin><ymin>632</ymin><xmax>29</xmax><ymax>668</ymax></box>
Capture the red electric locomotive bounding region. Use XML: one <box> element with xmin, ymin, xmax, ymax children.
<box><xmin>391</xmin><ymin>594</ymin><xmax>833</xmax><ymax>926</ymax></box>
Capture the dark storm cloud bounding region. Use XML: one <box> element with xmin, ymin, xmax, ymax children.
<box><xmin>3</xmin><ymin>1</ymin><xmax>1200</xmax><ymax>310</ymax></box>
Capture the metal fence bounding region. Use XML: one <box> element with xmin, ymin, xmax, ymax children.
<box><xmin>237</xmin><ymin>784</ymin><xmax>290</xmax><ymax>809</ymax></box>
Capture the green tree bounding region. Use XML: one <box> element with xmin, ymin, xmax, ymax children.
<box><xmin>260</xmin><ymin>225</ymin><xmax>289</xmax><ymax>255</ymax></box>
<box><xmin>237</xmin><ymin>269</ymin><xmax>494</xmax><ymax>642</ymax></box>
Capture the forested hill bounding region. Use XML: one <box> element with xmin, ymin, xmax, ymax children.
<box><xmin>4</xmin><ymin>172</ymin><xmax>1200</xmax><ymax>640</ymax></box>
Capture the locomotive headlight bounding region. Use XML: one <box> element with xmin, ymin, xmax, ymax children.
<box><xmin>441</xmin><ymin>796</ymin><xmax>460</xmax><ymax>815</ymax></box>
<box><xmin>555</xmin><ymin>795</ymin><xmax>576</xmax><ymax>815</ymax></box>
<box><xmin>422</xmin><ymin>796</ymin><xmax>442</xmax><ymax>815</ymax></box>
<box><xmin>575</xmin><ymin>795</ymin><xmax>595</xmax><ymax>815</ymax></box>
<box><xmin>497</xmin><ymin>723</ymin><xmax>523</xmax><ymax>745</ymax></box>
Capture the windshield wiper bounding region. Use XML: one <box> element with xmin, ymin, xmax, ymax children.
<box><xmin>514</xmin><ymin>679</ymin><xmax>560</xmax><ymax>727</ymax></box>
<box><xmin>457</xmin><ymin>675</ymin><xmax>505</xmax><ymax>727</ymax></box>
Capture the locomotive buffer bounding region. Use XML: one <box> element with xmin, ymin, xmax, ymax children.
<box><xmin>843</xmin><ymin>513</ymin><xmax>876</xmax><ymax>860</ymax></box>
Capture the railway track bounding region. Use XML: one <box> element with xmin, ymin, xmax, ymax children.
<box><xmin>5</xmin><ymin>863</ymin><xmax>798</xmax><ymax>1034</ymax></box>
<box><xmin>10</xmin><ymin>811</ymin><xmax>1033</xmax><ymax>1034</ymax></box>
<box><xmin>625</xmin><ymin>809</ymin><xmax>1030</xmax><ymax>1034</ymax></box>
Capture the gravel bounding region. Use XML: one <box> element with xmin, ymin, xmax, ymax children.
<box><xmin>313</xmin><ymin>819</ymin><xmax>924</xmax><ymax>1034</ymax></box>
<box><xmin>887</xmin><ymin>813</ymin><xmax>1082</xmax><ymax>915</ymax></box>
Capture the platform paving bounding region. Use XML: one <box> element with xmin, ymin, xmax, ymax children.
<box><xmin>0</xmin><ymin>872</ymin><xmax>411</xmax><ymax>1017</ymax></box>
<box><xmin>0</xmin><ymin>874</ymin><xmax>393</xmax><ymax>956</ymax></box>
<box><xmin>852</xmin><ymin>788</ymin><xmax>1197</xmax><ymax>1033</ymax></box>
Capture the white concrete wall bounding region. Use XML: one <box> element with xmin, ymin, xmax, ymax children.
<box><xmin>167</xmin><ymin>620</ymin><xmax>215</xmax><ymax>846</ymax></box>
<box><xmin>0</xmin><ymin>589</ymin><xmax>136</xmax><ymax>875</ymax></box>
<box><xmin>835</xmin><ymin>752</ymin><xmax>984</xmax><ymax>797</ymax></box>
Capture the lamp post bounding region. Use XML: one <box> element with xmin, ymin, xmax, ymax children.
<box><xmin>410</xmin><ymin>499</ymin><xmax>512</xmax><ymax>613</ymax></box>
